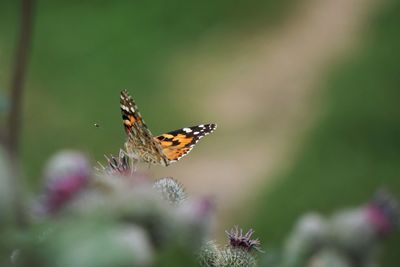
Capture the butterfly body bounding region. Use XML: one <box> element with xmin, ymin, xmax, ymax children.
<box><xmin>120</xmin><ymin>89</ymin><xmax>216</xmax><ymax>166</ymax></box>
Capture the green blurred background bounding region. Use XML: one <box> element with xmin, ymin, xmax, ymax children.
<box><xmin>0</xmin><ymin>0</ymin><xmax>399</xmax><ymax>266</ymax></box>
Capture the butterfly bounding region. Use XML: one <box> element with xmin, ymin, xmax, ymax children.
<box><xmin>120</xmin><ymin>89</ymin><xmax>217</xmax><ymax>166</ymax></box>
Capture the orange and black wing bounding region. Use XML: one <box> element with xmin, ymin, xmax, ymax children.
<box><xmin>120</xmin><ymin>89</ymin><xmax>154</xmax><ymax>141</ymax></box>
<box><xmin>154</xmin><ymin>124</ymin><xmax>217</xmax><ymax>164</ymax></box>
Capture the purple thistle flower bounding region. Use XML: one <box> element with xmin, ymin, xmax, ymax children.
<box><xmin>225</xmin><ymin>226</ymin><xmax>263</xmax><ymax>252</ymax></box>
<box><xmin>96</xmin><ymin>149</ymin><xmax>132</xmax><ymax>176</ymax></box>
<box><xmin>367</xmin><ymin>188</ymin><xmax>400</xmax><ymax>236</ymax></box>
<box><xmin>40</xmin><ymin>150</ymin><xmax>90</xmax><ymax>214</ymax></box>
<box><xmin>45</xmin><ymin>173</ymin><xmax>87</xmax><ymax>213</ymax></box>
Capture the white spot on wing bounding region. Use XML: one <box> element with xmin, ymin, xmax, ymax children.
<box><xmin>183</xmin><ymin>128</ymin><xmax>192</xmax><ymax>133</ymax></box>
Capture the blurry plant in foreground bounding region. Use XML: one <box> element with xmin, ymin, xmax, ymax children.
<box><xmin>273</xmin><ymin>189</ymin><xmax>400</xmax><ymax>267</ymax></box>
<box><xmin>0</xmin><ymin>149</ymin><xmax>263</xmax><ymax>267</ymax></box>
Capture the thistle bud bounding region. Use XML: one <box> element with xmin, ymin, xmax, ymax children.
<box><xmin>153</xmin><ymin>177</ymin><xmax>187</xmax><ymax>205</ymax></box>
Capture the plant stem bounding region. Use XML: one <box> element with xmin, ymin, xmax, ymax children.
<box><xmin>7</xmin><ymin>0</ymin><xmax>35</xmax><ymax>227</ymax></box>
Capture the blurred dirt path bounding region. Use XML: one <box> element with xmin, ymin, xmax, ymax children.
<box><xmin>156</xmin><ymin>0</ymin><xmax>378</xmax><ymax>233</ymax></box>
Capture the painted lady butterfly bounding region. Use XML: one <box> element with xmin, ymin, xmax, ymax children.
<box><xmin>120</xmin><ymin>89</ymin><xmax>217</xmax><ymax>166</ymax></box>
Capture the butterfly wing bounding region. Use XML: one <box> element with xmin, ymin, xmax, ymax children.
<box><xmin>154</xmin><ymin>124</ymin><xmax>217</xmax><ymax>164</ymax></box>
<box><xmin>120</xmin><ymin>90</ymin><xmax>169</xmax><ymax>165</ymax></box>
<box><xmin>120</xmin><ymin>89</ymin><xmax>154</xmax><ymax>142</ymax></box>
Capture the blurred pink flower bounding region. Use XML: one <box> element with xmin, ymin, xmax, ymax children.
<box><xmin>41</xmin><ymin>150</ymin><xmax>90</xmax><ymax>214</ymax></box>
<box><xmin>367</xmin><ymin>189</ymin><xmax>400</xmax><ymax>236</ymax></box>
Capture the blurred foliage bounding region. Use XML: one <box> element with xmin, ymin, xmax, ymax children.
<box><xmin>0</xmin><ymin>150</ymin><xmax>206</xmax><ymax>266</ymax></box>
<box><xmin>0</xmin><ymin>150</ymin><xmax>261</xmax><ymax>266</ymax></box>
<box><xmin>0</xmin><ymin>0</ymin><xmax>296</xmax><ymax>187</ymax></box>
<box><xmin>254</xmin><ymin>0</ymin><xmax>400</xmax><ymax>266</ymax></box>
